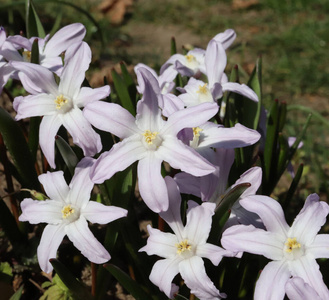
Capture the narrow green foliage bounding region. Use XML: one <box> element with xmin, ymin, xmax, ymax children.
<box><xmin>40</xmin><ymin>274</ymin><xmax>74</xmax><ymax>300</ymax></box>
<box><xmin>55</xmin><ymin>135</ymin><xmax>79</xmax><ymax>176</ymax></box>
<box><xmin>0</xmin><ymin>107</ymin><xmax>40</xmax><ymax>190</ymax></box>
<box><xmin>111</xmin><ymin>69</ymin><xmax>136</xmax><ymax>116</ymax></box>
<box><xmin>50</xmin><ymin>259</ymin><xmax>94</xmax><ymax>300</ymax></box>
<box><xmin>30</xmin><ymin>38</ymin><xmax>39</xmax><ymax>64</ymax></box>
<box><xmin>120</xmin><ymin>62</ymin><xmax>137</xmax><ymax>106</ymax></box>
<box><xmin>277</xmin><ymin>133</ymin><xmax>289</xmax><ymax>176</ymax></box>
<box><xmin>283</xmin><ymin>163</ymin><xmax>304</xmax><ymax>208</ymax></box>
<box><xmin>9</xmin><ymin>285</ymin><xmax>24</xmax><ymax>300</ymax></box>
<box><xmin>288</xmin><ymin>105</ymin><xmax>329</xmax><ymax>128</ymax></box>
<box><xmin>104</xmin><ymin>264</ymin><xmax>153</xmax><ymax>300</ymax></box>
<box><xmin>26</xmin><ymin>0</ymin><xmax>46</xmax><ymax>38</ymax></box>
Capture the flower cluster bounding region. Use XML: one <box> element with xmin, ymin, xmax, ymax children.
<box><xmin>1</xmin><ymin>21</ymin><xmax>328</xmax><ymax>300</ymax></box>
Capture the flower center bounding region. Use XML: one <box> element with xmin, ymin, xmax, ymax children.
<box><xmin>185</xmin><ymin>54</ymin><xmax>196</xmax><ymax>63</ymax></box>
<box><xmin>142</xmin><ymin>130</ymin><xmax>162</xmax><ymax>150</ymax></box>
<box><xmin>283</xmin><ymin>237</ymin><xmax>304</xmax><ymax>260</ymax></box>
<box><xmin>190</xmin><ymin>127</ymin><xmax>203</xmax><ymax>148</ymax></box>
<box><xmin>54</xmin><ymin>94</ymin><xmax>69</xmax><ymax>110</ymax></box>
<box><xmin>23</xmin><ymin>50</ymin><xmax>31</xmax><ymax>62</ymax></box>
<box><xmin>196</xmin><ymin>84</ymin><xmax>208</xmax><ymax>94</ymax></box>
<box><xmin>61</xmin><ymin>205</ymin><xmax>75</xmax><ymax>219</ymax></box>
<box><xmin>176</xmin><ymin>239</ymin><xmax>192</xmax><ymax>255</ymax></box>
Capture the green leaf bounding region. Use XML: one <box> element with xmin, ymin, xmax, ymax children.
<box><xmin>111</xmin><ymin>69</ymin><xmax>136</xmax><ymax>116</ymax></box>
<box><xmin>0</xmin><ymin>107</ymin><xmax>40</xmax><ymax>190</ymax></box>
<box><xmin>120</xmin><ymin>62</ymin><xmax>137</xmax><ymax>105</ymax></box>
<box><xmin>40</xmin><ymin>274</ymin><xmax>74</xmax><ymax>300</ymax></box>
<box><xmin>0</xmin><ymin>262</ymin><xmax>13</xmax><ymax>283</ymax></box>
<box><xmin>283</xmin><ymin>163</ymin><xmax>304</xmax><ymax>208</ymax></box>
<box><xmin>276</xmin><ymin>133</ymin><xmax>289</xmax><ymax>176</ymax></box>
<box><xmin>55</xmin><ymin>135</ymin><xmax>79</xmax><ymax>176</ymax></box>
<box><xmin>26</xmin><ymin>0</ymin><xmax>46</xmax><ymax>38</ymax></box>
<box><xmin>9</xmin><ymin>285</ymin><xmax>24</xmax><ymax>300</ymax></box>
<box><xmin>247</xmin><ymin>56</ymin><xmax>262</xmax><ymax>130</ymax></box>
<box><xmin>50</xmin><ymin>259</ymin><xmax>94</xmax><ymax>300</ymax></box>
<box><xmin>104</xmin><ymin>264</ymin><xmax>153</xmax><ymax>300</ymax></box>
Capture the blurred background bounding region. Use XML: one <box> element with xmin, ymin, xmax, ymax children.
<box><xmin>1</xmin><ymin>0</ymin><xmax>329</xmax><ymax>199</ymax></box>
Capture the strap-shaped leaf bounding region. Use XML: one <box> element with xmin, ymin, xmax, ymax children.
<box><xmin>26</xmin><ymin>0</ymin><xmax>46</xmax><ymax>38</ymax></box>
<box><xmin>55</xmin><ymin>135</ymin><xmax>78</xmax><ymax>176</ymax></box>
<box><xmin>0</xmin><ymin>107</ymin><xmax>40</xmax><ymax>190</ymax></box>
<box><xmin>104</xmin><ymin>264</ymin><xmax>153</xmax><ymax>300</ymax></box>
<box><xmin>50</xmin><ymin>259</ymin><xmax>94</xmax><ymax>300</ymax></box>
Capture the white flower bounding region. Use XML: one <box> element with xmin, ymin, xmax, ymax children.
<box><xmin>19</xmin><ymin>158</ymin><xmax>127</xmax><ymax>273</ymax></box>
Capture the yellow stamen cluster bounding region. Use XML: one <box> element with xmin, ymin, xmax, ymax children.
<box><xmin>176</xmin><ymin>239</ymin><xmax>192</xmax><ymax>255</ymax></box>
<box><xmin>143</xmin><ymin>130</ymin><xmax>159</xmax><ymax>145</ymax></box>
<box><xmin>196</xmin><ymin>83</ymin><xmax>208</xmax><ymax>94</ymax></box>
<box><xmin>185</xmin><ymin>54</ymin><xmax>196</xmax><ymax>63</ymax></box>
<box><xmin>55</xmin><ymin>94</ymin><xmax>68</xmax><ymax>109</ymax></box>
<box><xmin>285</xmin><ymin>237</ymin><xmax>301</xmax><ymax>253</ymax></box>
<box><xmin>61</xmin><ymin>205</ymin><xmax>75</xmax><ymax>219</ymax></box>
<box><xmin>23</xmin><ymin>50</ymin><xmax>31</xmax><ymax>62</ymax></box>
<box><xmin>192</xmin><ymin>127</ymin><xmax>203</xmax><ymax>138</ymax></box>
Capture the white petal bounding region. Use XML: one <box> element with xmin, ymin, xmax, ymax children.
<box><xmin>184</xmin><ymin>202</ymin><xmax>215</xmax><ymax>245</ymax></box>
<box><xmin>139</xmin><ymin>225</ymin><xmax>178</xmax><ymax>258</ymax></box>
<box><xmin>82</xmin><ymin>201</ymin><xmax>127</xmax><ymax>224</ymax></box>
<box><xmin>221</xmin><ymin>225</ymin><xmax>284</xmax><ymax>260</ymax></box>
<box><xmin>307</xmin><ymin>234</ymin><xmax>329</xmax><ymax>259</ymax></box>
<box><xmin>39</xmin><ymin>114</ymin><xmax>63</xmax><ymax>169</ymax></box>
<box><xmin>91</xmin><ymin>136</ymin><xmax>145</xmax><ymax>184</ymax></box>
<box><xmin>286</xmin><ymin>277</ymin><xmax>322</xmax><ymax>300</ymax></box>
<box><xmin>19</xmin><ymin>198</ymin><xmax>63</xmax><ymax>224</ymax></box>
<box><xmin>67</xmin><ymin>157</ymin><xmax>94</xmax><ymax>208</ymax></box>
<box><xmin>289</xmin><ymin>254</ymin><xmax>329</xmax><ymax>300</ymax></box>
<box><xmin>75</xmin><ymin>86</ymin><xmax>110</xmax><ymax>107</ymax></box>
<box><xmin>254</xmin><ymin>260</ymin><xmax>290</xmax><ymax>300</ymax></box>
<box><xmin>39</xmin><ymin>171</ymin><xmax>69</xmax><ymax>202</ymax></box>
<box><xmin>61</xmin><ymin>107</ymin><xmax>102</xmax><ymax>157</ymax></box>
<box><xmin>290</xmin><ymin>194</ymin><xmax>329</xmax><ymax>246</ymax></box>
<box><xmin>239</xmin><ymin>195</ymin><xmax>289</xmax><ymax>236</ymax></box>
<box><xmin>222</xmin><ymin>82</ymin><xmax>258</xmax><ymax>102</ymax></box>
<box><xmin>179</xmin><ymin>256</ymin><xmax>226</xmax><ymax>299</ymax></box>
<box><xmin>137</xmin><ymin>154</ymin><xmax>169</xmax><ymax>212</ymax></box>
<box><xmin>159</xmin><ymin>176</ymin><xmax>185</xmax><ymax>238</ymax></box>
<box><xmin>65</xmin><ymin>217</ymin><xmax>111</xmax><ymax>263</ymax></box>
<box><xmin>84</xmin><ymin>101</ymin><xmax>139</xmax><ymax>139</ymax></box>
<box><xmin>149</xmin><ymin>257</ymin><xmax>180</xmax><ymax>299</ymax></box>
<box><xmin>174</xmin><ymin>172</ymin><xmax>201</xmax><ymax>198</ymax></box>
<box><xmin>196</xmin><ymin>243</ymin><xmax>233</xmax><ymax>266</ymax></box>
<box><xmin>213</xmin><ymin>29</ymin><xmax>236</xmax><ymax>49</ymax></box>
<box><xmin>13</xmin><ymin>93</ymin><xmax>56</xmax><ymax>120</ymax></box>
<box><xmin>37</xmin><ymin>224</ymin><xmax>66</xmax><ymax>273</ymax></box>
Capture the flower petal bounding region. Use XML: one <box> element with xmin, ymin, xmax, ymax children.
<box><xmin>43</xmin><ymin>23</ymin><xmax>86</xmax><ymax>57</ymax></box>
<box><xmin>285</xmin><ymin>277</ymin><xmax>322</xmax><ymax>300</ymax></box>
<box><xmin>290</xmin><ymin>193</ymin><xmax>329</xmax><ymax>246</ymax></box>
<box><xmin>19</xmin><ymin>198</ymin><xmax>63</xmax><ymax>224</ymax></box>
<box><xmin>139</xmin><ymin>225</ymin><xmax>178</xmax><ymax>258</ymax></box>
<box><xmin>39</xmin><ymin>114</ymin><xmax>62</xmax><ymax>169</ymax></box>
<box><xmin>159</xmin><ymin>176</ymin><xmax>185</xmax><ymax>238</ymax></box>
<box><xmin>137</xmin><ymin>153</ymin><xmax>169</xmax><ymax>212</ymax></box>
<box><xmin>65</xmin><ymin>217</ymin><xmax>111</xmax><ymax>263</ymax></box>
<box><xmin>221</xmin><ymin>224</ymin><xmax>284</xmax><ymax>260</ymax></box>
<box><xmin>184</xmin><ymin>201</ymin><xmax>215</xmax><ymax>245</ymax></box>
<box><xmin>39</xmin><ymin>171</ymin><xmax>69</xmax><ymax>202</ymax></box>
<box><xmin>239</xmin><ymin>195</ymin><xmax>289</xmax><ymax>236</ymax></box>
<box><xmin>163</xmin><ymin>102</ymin><xmax>218</xmax><ymax>136</ymax></box>
<box><xmin>174</xmin><ymin>172</ymin><xmax>201</xmax><ymax>198</ymax></box>
<box><xmin>213</xmin><ymin>29</ymin><xmax>236</xmax><ymax>49</ymax></box>
<box><xmin>82</xmin><ymin>201</ymin><xmax>127</xmax><ymax>224</ymax></box>
<box><xmin>37</xmin><ymin>224</ymin><xmax>66</xmax><ymax>273</ymax></box>
<box><xmin>76</xmin><ymin>86</ymin><xmax>111</xmax><ymax>107</ymax></box>
<box><xmin>289</xmin><ymin>254</ymin><xmax>329</xmax><ymax>300</ymax></box>
<box><xmin>60</xmin><ymin>107</ymin><xmax>102</xmax><ymax>157</ymax></box>
<box><xmin>254</xmin><ymin>260</ymin><xmax>290</xmax><ymax>300</ymax></box>
<box><xmin>10</xmin><ymin>61</ymin><xmax>58</xmax><ymax>95</ymax></box>
<box><xmin>179</xmin><ymin>256</ymin><xmax>225</xmax><ymax>299</ymax></box>
<box><xmin>84</xmin><ymin>101</ymin><xmax>139</xmax><ymax>139</ymax></box>
<box><xmin>13</xmin><ymin>93</ymin><xmax>56</xmax><ymax>120</ymax></box>
<box><xmin>158</xmin><ymin>137</ymin><xmax>215</xmax><ymax>176</ymax></box>
<box><xmin>196</xmin><ymin>243</ymin><xmax>233</xmax><ymax>266</ymax></box>
<box><xmin>307</xmin><ymin>234</ymin><xmax>329</xmax><ymax>259</ymax></box>
<box><xmin>91</xmin><ymin>136</ymin><xmax>145</xmax><ymax>184</ymax></box>
<box><xmin>222</xmin><ymin>82</ymin><xmax>258</xmax><ymax>102</ymax></box>
<box><xmin>149</xmin><ymin>257</ymin><xmax>180</xmax><ymax>299</ymax></box>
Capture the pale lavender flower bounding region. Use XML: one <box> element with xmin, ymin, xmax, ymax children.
<box><xmin>221</xmin><ymin>194</ymin><xmax>329</xmax><ymax>300</ymax></box>
<box><xmin>139</xmin><ymin>176</ymin><xmax>233</xmax><ymax>299</ymax></box>
<box><xmin>286</xmin><ymin>277</ymin><xmax>322</xmax><ymax>300</ymax></box>
<box><xmin>12</xmin><ymin>41</ymin><xmax>110</xmax><ymax>168</ymax></box>
<box><xmin>19</xmin><ymin>158</ymin><xmax>127</xmax><ymax>273</ymax></box>
<box><xmin>84</xmin><ymin>68</ymin><xmax>217</xmax><ymax>212</ymax></box>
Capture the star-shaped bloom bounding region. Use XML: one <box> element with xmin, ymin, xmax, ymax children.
<box><xmin>221</xmin><ymin>194</ymin><xmax>329</xmax><ymax>300</ymax></box>
<box><xmin>140</xmin><ymin>176</ymin><xmax>233</xmax><ymax>299</ymax></box>
<box><xmin>84</xmin><ymin>67</ymin><xmax>217</xmax><ymax>212</ymax></box>
<box><xmin>12</xmin><ymin>41</ymin><xmax>110</xmax><ymax>168</ymax></box>
<box><xmin>19</xmin><ymin>158</ymin><xmax>127</xmax><ymax>273</ymax></box>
